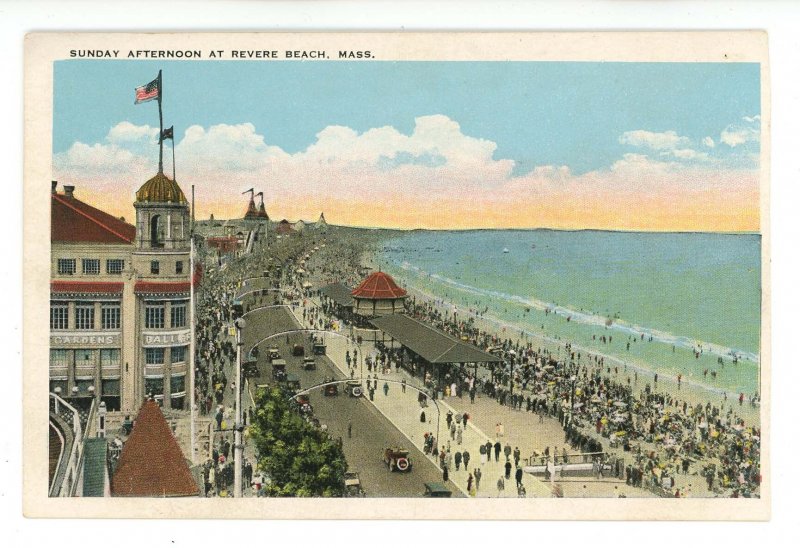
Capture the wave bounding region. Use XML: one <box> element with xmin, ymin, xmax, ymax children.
<box><xmin>396</xmin><ymin>260</ymin><xmax>759</xmax><ymax>364</ymax></box>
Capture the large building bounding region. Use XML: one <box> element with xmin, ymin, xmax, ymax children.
<box><xmin>50</xmin><ymin>172</ymin><xmax>192</xmax><ymax>415</ymax></box>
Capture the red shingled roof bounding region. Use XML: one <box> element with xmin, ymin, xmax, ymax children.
<box><xmin>111</xmin><ymin>399</ymin><xmax>198</xmax><ymax>497</ymax></box>
<box><xmin>52</xmin><ymin>192</ymin><xmax>136</xmax><ymax>244</ymax></box>
<box><xmin>51</xmin><ymin>281</ymin><xmax>123</xmax><ymax>294</ymax></box>
<box><xmin>135</xmin><ymin>281</ymin><xmax>191</xmax><ymax>295</ymax></box>
<box><xmin>351</xmin><ymin>271</ymin><xmax>407</xmax><ymax>300</ymax></box>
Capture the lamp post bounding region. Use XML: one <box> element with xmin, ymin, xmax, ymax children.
<box><xmin>234</xmin><ymin>316</ymin><xmax>247</xmax><ymax>498</ymax></box>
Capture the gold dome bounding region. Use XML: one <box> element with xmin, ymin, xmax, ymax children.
<box><xmin>135</xmin><ymin>172</ymin><xmax>188</xmax><ymax>204</ymax></box>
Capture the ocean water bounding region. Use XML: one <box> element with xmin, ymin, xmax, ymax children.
<box><xmin>378</xmin><ymin>230</ymin><xmax>762</xmax><ymax>396</ymax></box>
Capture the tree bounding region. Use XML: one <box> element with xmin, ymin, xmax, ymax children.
<box><xmin>249</xmin><ymin>386</ymin><xmax>347</xmax><ymax>496</ymax></box>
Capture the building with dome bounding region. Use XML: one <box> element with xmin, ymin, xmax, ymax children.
<box><xmin>351</xmin><ymin>271</ymin><xmax>408</xmax><ymax>318</ymax></box>
<box><xmin>50</xmin><ymin>171</ymin><xmax>193</xmax><ymax>417</ymax></box>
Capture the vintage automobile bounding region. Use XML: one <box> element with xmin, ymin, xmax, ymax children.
<box><xmin>323</xmin><ymin>378</ymin><xmax>339</xmax><ymax>397</ymax></box>
<box><xmin>292</xmin><ymin>344</ymin><xmax>305</xmax><ymax>357</ymax></box>
<box><xmin>282</xmin><ymin>374</ymin><xmax>301</xmax><ymax>391</ymax></box>
<box><xmin>313</xmin><ymin>342</ymin><xmax>327</xmax><ymax>356</ymax></box>
<box><xmin>302</xmin><ymin>357</ymin><xmax>317</xmax><ymax>371</ymax></box>
<box><xmin>344</xmin><ymin>471</ymin><xmax>365</xmax><ymax>497</ymax></box>
<box><xmin>295</xmin><ymin>394</ymin><xmax>313</xmax><ymax>416</ymax></box>
<box><xmin>242</xmin><ymin>359</ymin><xmax>259</xmax><ymax>378</ymax></box>
<box><xmin>383</xmin><ymin>447</ymin><xmax>412</xmax><ymax>472</ymax></box>
<box><xmin>423</xmin><ymin>482</ymin><xmax>452</xmax><ymax>498</ymax></box>
<box><xmin>267</xmin><ymin>347</ymin><xmax>281</xmax><ymax>361</ymax></box>
<box><xmin>345</xmin><ymin>380</ymin><xmax>363</xmax><ymax>397</ymax></box>
<box><xmin>271</xmin><ymin>359</ymin><xmax>288</xmax><ymax>381</ymax></box>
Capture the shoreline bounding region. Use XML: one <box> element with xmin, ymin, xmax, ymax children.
<box><xmin>363</xmin><ymin>249</ymin><xmax>762</xmax><ymax>428</ymax></box>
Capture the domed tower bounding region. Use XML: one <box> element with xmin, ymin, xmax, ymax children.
<box><xmin>134</xmin><ymin>172</ymin><xmax>190</xmax><ymax>252</ymax></box>
<box><xmin>129</xmin><ymin>172</ymin><xmax>192</xmax><ymax>411</ymax></box>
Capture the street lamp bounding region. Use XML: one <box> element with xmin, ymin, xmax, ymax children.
<box><xmin>234</xmin><ymin>316</ymin><xmax>247</xmax><ymax>498</ymax></box>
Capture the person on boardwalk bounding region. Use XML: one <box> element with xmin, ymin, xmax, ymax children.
<box><xmin>497</xmin><ymin>476</ymin><xmax>505</xmax><ymax>497</ymax></box>
<box><xmin>401</xmin><ymin>378</ymin><xmax>406</xmax><ymax>393</ymax></box>
<box><xmin>347</xmin><ymin>420</ymin><xmax>352</xmax><ymax>438</ymax></box>
<box><xmin>455</xmin><ymin>451</ymin><xmax>462</xmax><ymax>471</ymax></box>
<box><xmin>467</xmin><ymin>473</ymin><xmax>474</xmax><ymax>495</ymax></box>
<box><xmin>446</xmin><ymin>411</ymin><xmax>453</xmax><ymax>429</ymax></box>
<box><xmin>513</xmin><ymin>446</ymin><xmax>521</xmax><ymax>467</ymax></box>
<box><xmin>494</xmin><ymin>441</ymin><xmax>502</xmax><ymax>462</ymax></box>
<box><xmin>442</xmin><ymin>466</ymin><xmax>449</xmax><ymax>483</ymax></box>
<box><xmin>479</xmin><ymin>443</ymin><xmax>487</xmax><ymax>465</ymax></box>
<box><xmin>383</xmin><ymin>381</ymin><xmax>389</xmax><ymax>397</ymax></box>
<box><xmin>515</xmin><ymin>466</ymin><xmax>524</xmax><ymax>488</ymax></box>
<box><xmin>456</xmin><ymin>426</ymin><xmax>463</xmax><ymax>445</ymax></box>
<box><xmin>474</xmin><ymin>468</ymin><xmax>482</xmax><ymax>491</ymax></box>
<box><xmin>505</xmin><ymin>460</ymin><xmax>512</xmax><ymax>479</ymax></box>
<box><xmin>504</xmin><ymin>443</ymin><xmax>512</xmax><ymax>462</ymax></box>
<box><xmin>463</xmin><ymin>449</ymin><xmax>471</xmax><ymax>470</ymax></box>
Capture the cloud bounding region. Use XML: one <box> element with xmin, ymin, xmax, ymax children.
<box><xmin>720</xmin><ymin>115</ymin><xmax>761</xmax><ymax>147</ymax></box>
<box><xmin>53</xmin><ymin>117</ymin><xmax>761</xmax><ymax>231</ymax></box>
<box><xmin>619</xmin><ymin>130</ymin><xmax>691</xmax><ymax>151</ymax></box>
<box><xmin>702</xmin><ymin>136</ymin><xmax>715</xmax><ymax>148</ymax></box>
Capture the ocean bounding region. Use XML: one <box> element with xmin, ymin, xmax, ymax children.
<box><xmin>378</xmin><ymin>230</ymin><xmax>762</xmax><ymax>397</ymax></box>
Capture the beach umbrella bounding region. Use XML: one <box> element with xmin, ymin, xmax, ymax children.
<box><xmin>614</xmin><ymin>401</ymin><xmax>627</xmax><ymax>408</ymax></box>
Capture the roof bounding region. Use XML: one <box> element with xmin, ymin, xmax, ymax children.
<box><xmin>134</xmin><ymin>281</ymin><xmax>191</xmax><ymax>295</ymax></box>
<box><xmin>52</xmin><ymin>192</ymin><xmax>136</xmax><ymax>244</ymax></box>
<box><xmin>319</xmin><ymin>283</ymin><xmax>354</xmax><ymax>307</ymax></box>
<box><xmin>243</xmin><ymin>198</ymin><xmax>258</xmax><ymax>219</ymax></box>
<box><xmin>352</xmin><ymin>271</ymin><xmax>407</xmax><ymax>300</ymax></box>
<box><xmin>135</xmin><ymin>172</ymin><xmax>187</xmax><ymax>204</ymax></box>
<box><xmin>370</xmin><ymin>314</ymin><xmax>503</xmax><ymax>365</ymax></box>
<box><xmin>111</xmin><ymin>399</ymin><xmax>199</xmax><ymax>497</ymax></box>
<box><xmin>51</xmin><ymin>281</ymin><xmax>124</xmax><ymax>296</ymax></box>
<box><xmin>82</xmin><ymin>437</ymin><xmax>108</xmax><ymax>497</ymax></box>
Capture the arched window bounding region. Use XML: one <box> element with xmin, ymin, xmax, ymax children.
<box><xmin>150</xmin><ymin>214</ymin><xmax>164</xmax><ymax>248</ymax></box>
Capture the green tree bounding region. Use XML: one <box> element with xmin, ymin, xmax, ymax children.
<box><xmin>249</xmin><ymin>386</ymin><xmax>347</xmax><ymax>497</ymax></box>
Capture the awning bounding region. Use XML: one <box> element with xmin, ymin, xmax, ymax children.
<box><xmin>51</xmin><ymin>281</ymin><xmax>123</xmax><ymax>296</ymax></box>
<box><xmin>319</xmin><ymin>283</ymin><xmax>354</xmax><ymax>307</ymax></box>
<box><xmin>134</xmin><ymin>281</ymin><xmax>190</xmax><ymax>296</ymax></box>
<box><xmin>370</xmin><ymin>314</ymin><xmax>503</xmax><ymax>365</ymax></box>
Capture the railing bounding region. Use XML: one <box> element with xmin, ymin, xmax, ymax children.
<box><xmin>49</xmin><ymin>392</ymin><xmax>84</xmax><ymax>497</ymax></box>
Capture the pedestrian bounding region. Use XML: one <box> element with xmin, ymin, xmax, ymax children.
<box><xmin>442</xmin><ymin>466</ymin><xmax>449</xmax><ymax>483</ymax></box>
<box><xmin>446</xmin><ymin>411</ymin><xmax>453</xmax><ymax>429</ymax></box>
<box><xmin>467</xmin><ymin>473</ymin><xmax>474</xmax><ymax>495</ymax></box>
<box><xmin>505</xmin><ymin>460</ymin><xmax>512</xmax><ymax>479</ymax></box>
<box><xmin>401</xmin><ymin>378</ymin><xmax>406</xmax><ymax>393</ymax></box>
<box><xmin>347</xmin><ymin>420</ymin><xmax>352</xmax><ymax>439</ymax></box>
<box><xmin>455</xmin><ymin>451</ymin><xmax>462</xmax><ymax>471</ymax></box>
<box><xmin>383</xmin><ymin>382</ymin><xmax>389</xmax><ymax>397</ymax></box>
<box><xmin>479</xmin><ymin>443</ymin><xmax>487</xmax><ymax>465</ymax></box>
<box><xmin>497</xmin><ymin>476</ymin><xmax>505</xmax><ymax>497</ymax></box>
<box><xmin>420</xmin><ymin>409</ymin><xmax>426</xmax><ymax>423</ymax></box>
<box><xmin>462</xmin><ymin>413</ymin><xmax>469</xmax><ymax>428</ymax></box>
<box><xmin>450</xmin><ymin>421</ymin><xmax>456</xmax><ymax>440</ymax></box>
<box><xmin>474</xmin><ymin>467</ymin><xmax>482</xmax><ymax>491</ymax></box>
<box><xmin>463</xmin><ymin>450</ymin><xmax>471</xmax><ymax>469</ymax></box>
<box><xmin>494</xmin><ymin>441</ymin><xmax>501</xmax><ymax>462</ymax></box>
<box><xmin>513</xmin><ymin>446</ymin><xmax>521</xmax><ymax>467</ymax></box>
<box><xmin>498</xmin><ymin>422</ymin><xmax>505</xmax><ymax>437</ymax></box>
<box><xmin>456</xmin><ymin>426</ymin><xmax>463</xmax><ymax>445</ymax></box>
<box><xmin>504</xmin><ymin>443</ymin><xmax>512</xmax><ymax>462</ymax></box>
<box><xmin>515</xmin><ymin>466</ymin><xmax>523</xmax><ymax>488</ymax></box>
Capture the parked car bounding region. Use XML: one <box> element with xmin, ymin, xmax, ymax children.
<box><xmin>271</xmin><ymin>359</ymin><xmax>288</xmax><ymax>381</ymax></box>
<box><xmin>292</xmin><ymin>344</ymin><xmax>305</xmax><ymax>357</ymax></box>
<box><xmin>303</xmin><ymin>357</ymin><xmax>316</xmax><ymax>371</ymax></box>
<box><xmin>344</xmin><ymin>471</ymin><xmax>365</xmax><ymax>497</ymax></box>
<box><xmin>346</xmin><ymin>380</ymin><xmax>363</xmax><ymax>397</ymax></box>
<box><xmin>268</xmin><ymin>347</ymin><xmax>281</xmax><ymax>361</ymax></box>
<box><xmin>423</xmin><ymin>482</ymin><xmax>452</xmax><ymax>497</ymax></box>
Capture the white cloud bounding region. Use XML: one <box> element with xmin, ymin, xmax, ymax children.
<box><xmin>702</xmin><ymin>136</ymin><xmax>715</xmax><ymax>148</ymax></box>
<box><xmin>106</xmin><ymin>121</ymin><xmax>159</xmax><ymax>144</ymax></box>
<box><xmin>671</xmin><ymin>148</ymin><xmax>709</xmax><ymax>161</ymax></box>
<box><xmin>720</xmin><ymin>115</ymin><xmax>761</xmax><ymax>147</ymax></box>
<box><xmin>619</xmin><ymin>130</ymin><xmax>691</xmax><ymax>151</ymax></box>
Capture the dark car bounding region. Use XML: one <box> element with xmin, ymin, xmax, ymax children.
<box><xmin>303</xmin><ymin>357</ymin><xmax>316</xmax><ymax>371</ymax></box>
<box><xmin>383</xmin><ymin>447</ymin><xmax>412</xmax><ymax>472</ymax></box>
<box><xmin>345</xmin><ymin>380</ymin><xmax>363</xmax><ymax>397</ymax></box>
<box><xmin>292</xmin><ymin>344</ymin><xmax>305</xmax><ymax>357</ymax></box>
<box><xmin>423</xmin><ymin>482</ymin><xmax>452</xmax><ymax>497</ymax></box>
<box><xmin>271</xmin><ymin>359</ymin><xmax>287</xmax><ymax>381</ymax></box>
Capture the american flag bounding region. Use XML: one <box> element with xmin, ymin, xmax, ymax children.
<box><xmin>134</xmin><ymin>76</ymin><xmax>160</xmax><ymax>104</ymax></box>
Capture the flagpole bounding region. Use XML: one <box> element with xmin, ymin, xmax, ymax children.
<box><xmin>172</xmin><ymin>135</ymin><xmax>176</xmax><ymax>182</ymax></box>
<box><xmin>189</xmin><ymin>231</ymin><xmax>197</xmax><ymax>465</ymax></box>
<box><xmin>157</xmin><ymin>69</ymin><xmax>164</xmax><ymax>173</ymax></box>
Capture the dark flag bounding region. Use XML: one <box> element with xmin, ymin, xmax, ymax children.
<box><xmin>161</xmin><ymin>126</ymin><xmax>174</xmax><ymax>142</ymax></box>
<box><xmin>135</xmin><ymin>75</ymin><xmax>160</xmax><ymax>104</ymax></box>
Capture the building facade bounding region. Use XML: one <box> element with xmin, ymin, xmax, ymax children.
<box><xmin>50</xmin><ymin>173</ymin><xmax>192</xmax><ymax>415</ymax></box>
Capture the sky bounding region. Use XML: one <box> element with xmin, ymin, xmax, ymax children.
<box><xmin>52</xmin><ymin>60</ymin><xmax>762</xmax><ymax>231</ymax></box>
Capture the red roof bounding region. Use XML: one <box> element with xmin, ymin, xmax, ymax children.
<box><xmin>51</xmin><ymin>192</ymin><xmax>136</xmax><ymax>245</ymax></box>
<box><xmin>111</xmin><ymin>399</ymin><xmax>198</xmax><ymax>497</ymax></box>
<box><xmin>51</xmin><ymin>281</ymin><xmax>124</xmax><ymax>294</ymax></box>
<box><xmin>135</xmin><ymin>281</ymin><xmax>191</xmax><ymax>295</ymax></box>
<box><xmin>351</xmin><ymin>271</ymin><xmax>407</xmax><ymax>300</ymax></box>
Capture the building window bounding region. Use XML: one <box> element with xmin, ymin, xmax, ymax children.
<box><xmin>75</xmin><ymin>303</ymin><xmax>95</xmax><ymax>330</ymax></box>
<box><xmin>100</xmin><ymin>349</ymin><xmax>121</xmax><ymax>366</ymax></box>
<box><xmin>106</xmin><ymin>259</ymin><xmax>124</xmax><ymax>275</ymax></box>
<box><xmin>145</xmin><ymin>377</ymin><xmax>164</xmax><ymax>398</ymax></box>
<box><xmin>75</xmin><ymin>349</ymin><xmax>94</xmax><ymax>367</ymax></box>
<box><xmin>170</xmin><ymin>374</ymin><xmax>186</xmax><ymax>395</ymax></box>
<box><xmin>171</xmin><ymin>302</ymin><xmax>187</xmax><ymax>328</ymax></box>
<box><xmin>145</xmin><ymin>303</ymin><xmax>165</xmax><ymax>328</ymax></box>
<box><xmin>101</xmin><ymin>303</ymin><xmax>120</xmax><ymax>330</ymax></box>
<box><xmin>145</xmin><ymin>347</ymin><xmax>164</xmax><ymax>365</ymax></box>
<box><xmin>82</xmin><ymin>258</ymin><xmax>100</xmax><ymax>275</ymax></box>
<box><xmin>170</xmin><ymin>346</ymin><xmax>187</xmax><ymax>364</ymax></box>
<box><xmin>176</xmin><ymin>261</ymin><xmax>184</xmax><ymax>274</ymax></box>
<box><xmin>49</xmin><ymin>380</ymin><xmax>68</xmax><ymax>394</ymax></box>
<box><xmin>50</xmin><ymin>303</ymin><xmax>68</xmax><ymax>330</ymax></box>
<box><xmin>57</xmin><ymin>258</ymin><xmax>76</xmax><ymax>275</ymax></box>
<box><xmin>50</xmin><ymin>349</ymin><xmax>68</xmax><ymax>367</ymax></box>
<box><xmin>151</xmin><ymin>260</ymin><xmax>160</xmax><ymax>275</ymax></box>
